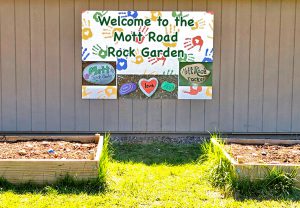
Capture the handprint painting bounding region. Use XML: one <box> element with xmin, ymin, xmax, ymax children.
<box><xmin>82</xmin><ymin>11</ymin><xmax>213</xmax><ymax>99</ymax></box>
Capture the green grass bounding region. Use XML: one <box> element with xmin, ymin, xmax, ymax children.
<box><xmin>0</xmin><ymin>142</ymin><xmax>300</xmax><ymax>207</ymax></box>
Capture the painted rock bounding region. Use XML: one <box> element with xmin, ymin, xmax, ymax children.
<box><xmin>161</xmin><ymin>81</ymin><xmax>176</xmax><ymax>92</ymax></box>
<box><xmin>48</xmin><ymin>149</ymin><xmax>55</xmax><ymax>154</ymax></box>
<box><xmin>83</xmin><ymin>62</ymin><xmax>115</xmax><ymax>85</ymax></box>
<box><xmin>180</xmin><ymin>63</ymin><xmax>210</xmax><ymax>84</ymax></box>
<box><xmin>138</xmin><ymin>78</ymin><xmax>158</xmax><ymax>97</ymax></box>
<box><xmin>119</xmin><ymin>82</ymin><xmax>137</xmax><ymax>96</ymax></box>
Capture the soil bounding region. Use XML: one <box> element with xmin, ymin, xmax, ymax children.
<box><xmin>225</xmin><ymin>143</ymin><xmax>300</xmax><ymax>164</ymax></box>
<box><xmin>0</xmin><ymin>141</ymin><xmax>97</xmax><ymax>160</ymax></box>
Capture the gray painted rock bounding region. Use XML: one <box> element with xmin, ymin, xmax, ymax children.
<box><xmin>83</xmin><ymin>62</ymin><xmax>115</xmax><ymax>85</ymax></box>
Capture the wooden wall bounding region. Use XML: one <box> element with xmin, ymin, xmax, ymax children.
<box><xmin>0</xmin><ymin>0</ymin><xmax>299</xmax><ymax>133</ymax></box>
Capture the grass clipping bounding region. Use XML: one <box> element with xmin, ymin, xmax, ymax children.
<box><xmin>201</xmin><ymin>134</ymin><xmax>298</xmax><ymax>199</ymax></box>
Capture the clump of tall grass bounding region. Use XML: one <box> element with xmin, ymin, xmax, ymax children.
<box><xmin>97</xmin><ymin>133</ymin><xmax>111</xmax><ymax>186</ymax></box>
<box><xmin>201</xmin><ymin>133</ymin><xmax>298</xmax><ymax>199</ymax></box>
<box><xmin>234</xmin><ymin>168</ymin><xmax>298</xmax><ymax>199</ymax></box>
<box><xmin>199</xmin><ymin>133</ymin><xmax>235</xmax><ymax>195</ymax></box>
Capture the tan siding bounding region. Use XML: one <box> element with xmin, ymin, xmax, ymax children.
<box><xmin>75</xmin><ymin>0</ymin><xmax>90</xmax><ymax>131</ymax></box>
<box><xmin>45</xmin><ymin>0</ymin><xmax>60</xmax><ymax>131</ymax></box>
<box><xmin>233</xmin><ymin>0</ymin><xmax>251</xmax><ymax>132</ymax></box>
<box><xmin>0</xmin><ymin>0</ymin><xmax>298</xmax><ymax>133</ymax></box>
<box><xmin>248</xmin><ymin>0</ymin><xmax>266</xmax><ymax>132</ymax></box>
<box><xmin>277</xmin><ymin>0</ymin><xmax>296</xmax><ymax>132</ymax></box>
<box><xmin>60</xmin><ymin>0</ymin><xmax>75</xmax><ymax>131</ymax></box>
<box><xmin>1</xmin><ymin>0</ymin><xmax>17</xmax><ymax>131</ymax></box>
<box><xmin>30</xmin><ymin>0</ymin><xmax>46</xmax><ymax>131</ymax></box>
<box><xmin>219</xmin><ymin>0</ymin><xmax>236</xmax><ymax>132</ymax></box>
<box><xmin>292</xmin><ymin>0</ymin><xmax>300</xmax><ymax>131</ymax></box>
<box><xmin>16</xmin><ymin>0</ymin><xmax>31</xmax><ymax>131</ymax></box>
<box><xmin>263</xmin><ymin>0</ymin><xmax>281</xmax><ymax>132</ymax></box>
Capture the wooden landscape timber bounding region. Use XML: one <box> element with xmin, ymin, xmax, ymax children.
<box><xmin>0</xmin><ymin>134</ymin><xmax>103</xmax><ymax>184</ymax></box>
<box><xmin>211</xmin><ymin>138</ymin><xmax>300</xmax><ymax>188</ymax></box>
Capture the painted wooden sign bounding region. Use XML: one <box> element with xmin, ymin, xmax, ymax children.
<box><xmin>82</xmin><ymin>11</ymin><xmax>214</xmax><ymax>99</ymax></box>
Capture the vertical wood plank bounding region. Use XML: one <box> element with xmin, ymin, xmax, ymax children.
<box><xmin>118</xmin><ymin>0</ymin><xmax>133</xmax><ymax>132</ymax></box>
<box><xmin>103</xmin><ymin>0</ymin><xmax>119</xmax><ymax>131</ymax></box>
<box><xmin>60</xmin><ymin>0</ymin><xmax>75</xmax><ymax>131</ymax></box>
<box><xmin>190</xmin><ymin>0</ymin><xmax>206</xmax><ymax>132</ymax></box>
<box><xmin>176</xmin><ymin>0</ymin><xmax>192</xmax><ymax>132</ymax></box>
<box><xmin>233</xmin><ymin>0</ymin><xmax>251</xmax><ymax>132</ymax></box>
<box><xmin>147</xmin><ymin>0</ymin><xmax>163</xmax><ymax>132</ymax></box>
<box><xmin>75</xmin><ymin>0</ymin><xmax>90</xmax><ymax>131</ymax></box>
<box><xmin>161</xmin><ymin>0</ymin><xmax>177</xmax><ymax>132</ymax></box>
<box><xmin>15</xmin><ymin>0</ymin><xmax>31</xmax><ymax>131</ymax></box>
<box><xmin>292</xmin><ymin>0</ymin><xmax>300</xmax><ymax>131</ymax></box>
<box><xmin>132</xmin><ymin>0</ymin><xmax>147</xmax><ymax>132</ymax></box>
<box><xmin>0</xmin><ymin>1</ymin><xmax>2</xmax><ymax>131</ymax></box>
<box><xmin>263</xmin><ymin>0</ymin><xmax>281</xmax><ymax>132</ymax></box>
<box><xmin>45</xmin><ymin>0</ymin><xmax>60</xmax><ymax>131</ymax></box>
<box><xmin>219</xmin><ymin>0</ymin><xmax>236</xmax><ymax>132</ymax></box>
<box><xmin>89</xmin><ymin>0</ymin><xmax>105</xmax><ymax>132</ymax></box>
<box><xmin>277</xmin><ymin>0</ymin><xmax>296</xmax><ymax>132</ymax></box>
<box><xmin>205</xmin><ymin>0</ymin><xmax>221</xmax><ymax>132</ymax></box>
<box><xmin>0</xmin><ymin>0</ymin><xmax>16</xmax><ymax>131</ymax></box>
<box><xmin>30</xmin><ymin>0</ymin><xmax>46</xmax><ymax>131</ymax></box>
<box><xmin>248</xmin><ymin>0</ymin><xmax>266</xmax><ymax>132</ymax></box>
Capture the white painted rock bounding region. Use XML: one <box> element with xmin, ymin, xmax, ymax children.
<box><xmin>83</xmin><ymin>62</ymin><xmax>115</xmax><ymax>85</ymax></box>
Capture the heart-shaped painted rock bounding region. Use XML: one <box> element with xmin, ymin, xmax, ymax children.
<box><xmin>180</xmin><ymin>63</ymin><xmax>210</xmax><ymax>85</ymax></box>
<box><xmin>119</xmin><ymin>82</ymin><xmax>137</xmax><ymax>96</ymax></box>
<box><xmin>83</xmin><ymin>62</ymin><xmax>115</xmax><ymax>85</ymax></box>
<box><xmin>161</xmin><ymin>81</ymin><xmax>176</xmax><ymax>92</ymax></box>
<box><xmin>138</xmin><ymin>78</ymin><xmax>158</xmax><ymax>97</ymax></box>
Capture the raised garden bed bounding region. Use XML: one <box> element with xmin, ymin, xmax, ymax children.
<box><xmin>211</xmin><ymin>138</ymin><xmax>300</xmax><ymax>188</ymax></box>
<box><xmin>0</xmin><ymin>134</ymin><xmax>103</xmax><ymax>184</ymax></box>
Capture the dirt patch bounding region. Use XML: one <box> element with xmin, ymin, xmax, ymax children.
<box><xmin>0</xmin><ymin>141</ymin><xmax>97</xmax><ymax>160</ymax></box>
<box><xmin>225</xmin><ymin>143</ymin><xmax>300</xmax><ymax>164</ymax></box>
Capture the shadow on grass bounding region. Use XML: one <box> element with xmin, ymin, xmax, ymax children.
<box><xmin>0</xmin><ymin>175</ymin><xmax>107</xmax><ymax>195</ymax></box>
<box><xmin>111</xmin><ymin>142</ymin><xmax>202</xmax><ymax>165</ymax></box>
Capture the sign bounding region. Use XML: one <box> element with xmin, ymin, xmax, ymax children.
<box><xmin>82</xmin><ymin>11</ymin><xmax>214</xmax><ymax>99</ymax></box>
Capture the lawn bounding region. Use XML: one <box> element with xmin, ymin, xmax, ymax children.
<box><xmin>0</xmin><ymin>142</ymin><xmax>299</xmax><ymax>208</ymax></box>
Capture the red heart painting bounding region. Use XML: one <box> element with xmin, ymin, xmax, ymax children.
<box><xmin>138</xmin><ymin>78</ymin><xmax>159</xmax><ymax>97</ymax></box>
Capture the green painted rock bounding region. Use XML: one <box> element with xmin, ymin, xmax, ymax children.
<box><xmin>161</xmin><ymin>81</ymin><xmax>176</xmax><ymax>92</ymax></box>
